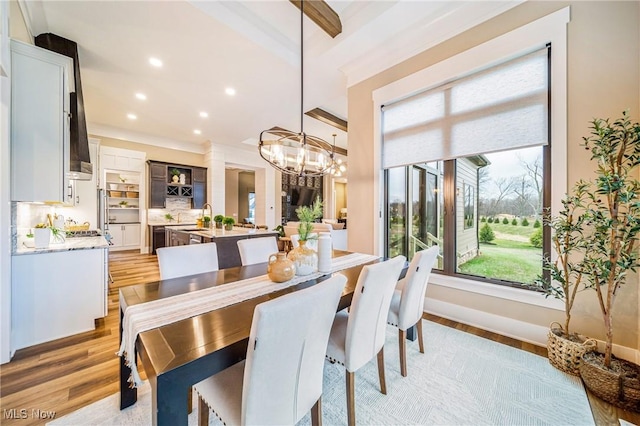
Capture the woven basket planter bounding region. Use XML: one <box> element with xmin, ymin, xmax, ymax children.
<box><xmin>580</xmin><ymin>352</ymin><xmax>640</xmax><ymax>412</ymax></box>
<box><xmin>547</xmin><ymin>322</ymin><xmax>596</xmax><ymax>376</ymax></box>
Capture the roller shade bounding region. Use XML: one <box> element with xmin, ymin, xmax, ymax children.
<box><xmin>382</xmin><ymin>47</ymin><xmax>549</xmax><ymax>169</ymax></box>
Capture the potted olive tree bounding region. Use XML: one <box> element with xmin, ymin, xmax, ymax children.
<box><xmin>577</xmin><ymin>111</ymin><xmax>640</xmax><ymax>411</ymax></box>
<box><xmin>532</xmin><ymin>186</ymin><xmax>596</xmax><ymax>375</ymax></box>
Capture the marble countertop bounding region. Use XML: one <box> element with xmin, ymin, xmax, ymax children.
<box><xmin>147</xmin><ymin>222</ymin><xmax>197</xmax><ymax>227</ymax></box>
<box><xmin>15</xmin><ymin>236</ymin><xmax>109</xmax><ymax>255</ymax></box>
<box><xmin>169</xmin><ymin>226</ymin><xmax>277</xmax><ymax>239</ymax></box>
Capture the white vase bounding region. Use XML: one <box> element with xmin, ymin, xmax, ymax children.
<box><xmin>287</xmin><ymin>240</ymin><xmax>318</xmax><ymax>275</ymax></box>
<box><xmin>179</xmin><ymin>173</ymin><xmax>186</xmax><ymax>185</ymax></box>
<box><xmin>317</xmin><ymin>232</ymin><xmax>332</xmax><ymax>273</ymax></box>
<box><xmin>34</xmin><ymin>228</ymin><xmax>51</xmax><ymax>249</ymax></box>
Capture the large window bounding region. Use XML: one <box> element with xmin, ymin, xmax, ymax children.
<box><xmin>382</xmin><ymin>47</ymin><xmax>549</xmax><ymax>288</ymax></box>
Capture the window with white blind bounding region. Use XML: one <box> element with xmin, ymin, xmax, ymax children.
<box><xmin>383</xmin><ymin>46</ymin><xmax>550</xmax><ymax>288</ymax></box>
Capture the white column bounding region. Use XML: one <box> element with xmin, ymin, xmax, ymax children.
<box><xmin>205</xmin><ymin>141</ymin><xmax>226</xmax><ymax>217</ymax></box>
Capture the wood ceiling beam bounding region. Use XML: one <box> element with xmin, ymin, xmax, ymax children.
<box><xmin>289</xmin><ymin>0</ymin><xmax>342</xmax><ymax>38</ymax></box>
<box><xmin>305</xmin><ymin>107</ymin><xmax>348</xmax><ymax>132</ymax></box>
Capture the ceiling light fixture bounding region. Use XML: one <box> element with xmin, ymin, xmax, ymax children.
<box><xmin>329</xmin><ymin>135</ymin><xmax>347</xmax><ymax>177</ymax></box>
<box><xmin>258</xmin><ymin>1</ymin><xmax>335</xmax><ymax>177</ymax></box>
<box><xmin>199</xmin><ymin>111</ymin><xmax>208</xmax><ymax>118</ymax></box>
<box><xmin>135</xmin><ymin>93</ymin><xmax>147</xmax><ymax>100</ymax></box>
<box><xmin>149</xmin><ymin>57</ymin><xmax>163</xmax><ymax>68</ymax></box>
<box><xmin>127</xmin><ymin>113</ymin><xmax>137</xmax><ymax>120</ymax></box>
<box><xmin>194</xmin><ymin>129</ymin><xmax>202</xmax><ymax>135</ymax></box>
<box><xmin>225</xmin><ymin>87</ymin><xmax>236</xmax><ymax>96</ymax></box>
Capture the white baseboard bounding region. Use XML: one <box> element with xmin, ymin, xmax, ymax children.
<box><xmin>424</xmin><ymin>297</ymin><xmax>639</xmax><ymax>364</ymax></box>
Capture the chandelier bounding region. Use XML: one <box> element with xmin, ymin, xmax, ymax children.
<box><xmin>259</xmin><ymin>1</ymin><xmax>336</xmax><ymax>177</ymax></box>
<box><xmin>329</xmin><ymin>134</ymin><xmax>347</xmax><ymax>177</ymax></box>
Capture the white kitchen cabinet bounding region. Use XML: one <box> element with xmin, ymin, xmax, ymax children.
<box><xmin>100</xmin><ymin>146</ymin><xmax>144</xmax><ymax>174</ymax></box>
<box><xmin>11</xmin><ymin>248</ymin><xmax>108</xmax><ymax>351</ymax></box>
<box><xmin>108</xmin><ymin>223</ymin><xmax>140</xmax><ymax>251</ymax></box>
<box><xmin>10</xmin><ymin>40</ymin><xmax>73</xmax><ymax>203</ymax></box>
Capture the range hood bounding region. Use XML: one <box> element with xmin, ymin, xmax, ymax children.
<box><xmin>35</xmin><ymin>33</ymin><xmax>92</xmax><ymax>180</ymax></box>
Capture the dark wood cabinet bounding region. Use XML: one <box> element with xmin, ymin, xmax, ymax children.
<box><xmin>192</xmin><ymin>167</ymin><xmax>207</xmax><ymax>209</ymax></box>
<box><xmin>150</xmin><ymin>225</ymin><xmax>166</xmax><ymax>254</ymax></box>
<box><xmin>148</xmin><ymin>161</ymin><xmax>207</xmax><ymax>208</ymax></box>
<box><xmin>149</xmin><ymin>162</ymin><xmax>168</xmax><ymax>208</ymax></box>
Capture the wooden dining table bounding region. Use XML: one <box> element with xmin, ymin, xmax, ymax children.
<box><xmin>118</xmin><ymin>251</ymin><xmax>385</xmax><ymax>426</ymax></box>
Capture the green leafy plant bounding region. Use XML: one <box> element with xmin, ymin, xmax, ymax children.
<box><xmin>529</xmin><ymin>227</ymin><xmax>543</xmax><ymax>248</ymax></box>
<box><xmin>531</xmin><ymin>188</ymin><xmax>588</xmax><ymax>334</ymax></box>
<box><xmin>222</xmin><ymin>216</ymin><xmax>235</xmax><ymax>225</ymax></box>
<box><xmin>295</xmin><ymin>197</ymin><xmax>323</xmax><ymax>242</ymax></box>
<box><xmin>164</xmin><ymin>213</ymin><xmax>174</xmax><ymax>222</ymax></box>
<box><xmin>171</xmin><ymin>168</ymin><xmax>180</xmax><ymax>177</ymax></box>
<box><xmin>487</xmin><ymin>217</ymin><xmax>494</xmax><ymax>223</ymax></box>
<box><xmin>479</xmin><ymin>223</ymin><xmax>495</xmax><ymax>243</ymax></box>
<box><xmin>533</xmin><ymin>219</ymin><xmax>541</xmax><ymax>228</ymax></box>
<box><xmin>119</xmin><ymin>200</ymin><xmax>128</xmax><ymax>207</ymax></box>
<box><xmin>521</xmin><ymin>218</ymin><xmax>530</xmax><ymax>226</ymax></box>
<box><xmin>502</xmin><ymin>217</ymin><xmax>509</xmax><ymax>225</ymax></box>
<box><xmin>511</xmin><ymin>218</ymin><xmax>518</xmax><ymax>226</ymax></box>
<box><xmin>273</xmin><ymin>225</ymin><xmax>285</xmax><ymax>238</ymax></box>
<box><xmin>579</xmin><ymin>111</ymin><xmax>640</xmax><ymax>367</ymax></box>
<box><xmin>213</xmin><ymin>214</ymin><xmax>224</xmax><ymax>223</ymax></box>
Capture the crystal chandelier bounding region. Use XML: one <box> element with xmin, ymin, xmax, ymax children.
<box><xmin>258</xmin><ymin>1</ymin><xmax>336</xmax><ymax>177</ymax></box>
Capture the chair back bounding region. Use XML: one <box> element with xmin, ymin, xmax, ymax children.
<box><xmin>242</xmin><ymin>274</ymin><xmax>347</xmax><ymax>425</ymax></box>
<box><xmin>237</xmin><ymin>237</ymin><xmax>279</xmax><ymax>266</ymax></box>
<box><xmin>345</xmin><ymin>255</ymin><xmax>406</xmax><ymax>372</ymax></box>
<box><xmin>290</xmin><ymin>233</ymin><xmax>318</xmax><ymax>250</ymax></box>
<box><xmin>397</xmin><ymin>246</ymin><xmax>439</xmax><ymax>330</ymax></box>
<box><xmin>156</xmin><ymin>243</ymin><xmax>218</xmax><ymax>280</ymax></box>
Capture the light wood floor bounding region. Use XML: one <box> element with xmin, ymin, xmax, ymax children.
<box><xmin>0</xmin><ymin>250</ymin><xmax>638</xmax><ymax>426</ymax></box>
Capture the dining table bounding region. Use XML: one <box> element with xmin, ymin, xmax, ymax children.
<box><xmin>118</xmin><ymin>250</ymin><xmax>402</xmax><ymax>426</ymax></box>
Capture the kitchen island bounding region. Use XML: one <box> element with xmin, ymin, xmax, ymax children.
<box><xmin>165</xmin><ymin>226</ymin><xmax>279</xmax><ymax>269</ymax></box>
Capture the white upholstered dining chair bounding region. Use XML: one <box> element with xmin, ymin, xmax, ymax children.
<box><xmin>387</xmin><ymin>245</ymin><xmax>439</xmax><ymax>377</ymax></box>
<box><xmin>325</xmin><ymin>255</ymin><xmax>406</xmax><ymax>426</ymax></box>
<box><xmin>156</xmin><ymin>243</ymin><xmax>219</xmax><ymax>280</ymax></box>
<box><xmin>237</xmin><ymin>237</ymin><xmax>279</xmax><ymax>266</ymax></box>
<box><xmin>194</xmin><ymin>274</ymin><xmax>347</xmax><ymax>426</ymax></box>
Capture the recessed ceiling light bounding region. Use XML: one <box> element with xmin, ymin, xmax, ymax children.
<box><xmin>135</xmin><ymin>92</ymin><xmax>147</xmax><ymax>100</ymax></box>
<box><xmin>193</xmin><ymin>129</ymin><xmax>202</xmax><ymax>135</ymax></box>
<box><xmin>127</xmin><ymin>113</ymin><xmax>137</xmax><ymax>120</ymax></box>
<box><xmin>225</xmin><ymin>87</ymin><xmax>236</xmax><ymax>96</ymax></box>
<box><xmin>199</xmin><ymin>111</ymin><xmax>208</xmax><ymax>118</ymax></box>
<box><xmin>149</xmin><ymin>57</ymin><xmax>163</xmax><ymax>68</ymax></box>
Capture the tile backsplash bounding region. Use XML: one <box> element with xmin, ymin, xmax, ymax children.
<box><xmin>147</xmin><ymin>198</ymin><xmax>201</xmax><ymax>224</ymax></box>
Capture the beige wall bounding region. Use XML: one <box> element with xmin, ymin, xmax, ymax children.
<box><xmin>348</xmin><ymin>2</ymin><xmax>639</xmax><ymax>349</ymax></box>
<box><xmin>9</xmin><ymin>0</ymin><xmax>31</xmax><ymax>44</ymax></box>
<box><xmin>225</xmin><ymin>169</ymin><xmax>239</xmax><ymax>219</ymax></box>
<box><xmin>238</xmin><ymin>171</ymin><xmax>255</xmax><ymax>222</ymax></box>
<box><xmin>335</xmin><ymin>182</ymin><xmax>347</xmax><ymax>219</ymax></box>
<box><xmin>97</xmin><ymin>136</ymin><xmax>205</xmax><ymax>167</ymax></box>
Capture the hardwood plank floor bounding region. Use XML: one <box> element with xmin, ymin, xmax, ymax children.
<box><xmin>0</xmin><ymin>250</ymin><xmax>637</xmax><ymax>425</ymax></box>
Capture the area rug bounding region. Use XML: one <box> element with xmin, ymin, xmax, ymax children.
<box><xmin>49</xmin><ymin>320</ymin><xmax>594</xmax><ymax>425</ymax></box>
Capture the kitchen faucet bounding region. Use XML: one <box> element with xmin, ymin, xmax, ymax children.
<box><xmin>202</xmin><ymin>203</ymin><xmax>213</xmax><ymax>229</ymax></box>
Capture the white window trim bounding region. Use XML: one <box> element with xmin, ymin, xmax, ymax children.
<box><xmin>372</xmin><ymin>7</ymin><xmax>570</xmax><ymax>304</ymax></box>
<box><xmin>429</xmin><ymin>273</ymin><xmax>564</xmax><ymax>310</ymax></box>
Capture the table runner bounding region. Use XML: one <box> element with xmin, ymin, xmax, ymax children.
<box><xmin>118</xmin><ymin>252</ymin><xmax>379</xmax><ymax>386</ymax></box>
